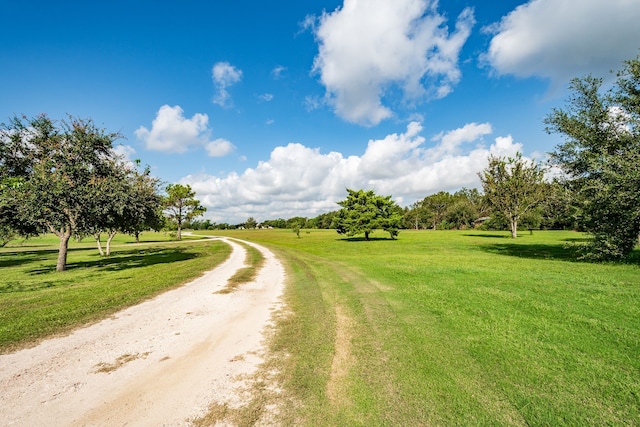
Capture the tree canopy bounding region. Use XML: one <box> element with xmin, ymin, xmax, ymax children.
<box><xmin>163</xmin><ymin>183</ymin><xmax>206</xmax><ymax>240</ymax></box>
<box><xmin>545</xmin><ymin>56</ymin><xmax>640</xmax><ymax>259</ymax></box>
<box><xmin>0</xmin><ymin>114</ymin><xmax>128</xmax><ymax>271</ymax></box>
<box><xmin>333</xmin><ymin>188</ymin><xmax>403</xmax><ymax>240</ymax></box>
<box><xmin>479</xmin><ymin>152</ymin><xmax>546</xmax><ymax>238</ymax></box>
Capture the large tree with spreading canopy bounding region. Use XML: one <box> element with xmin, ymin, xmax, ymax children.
<box><xmin>545</xmin><ymin>56</ymin><xmax>640</xmax><ymax>259</ymax></box>
<box><xmin>0</xmin><ymin>114</ymin><xmax>127</xmax><ymax>271</ymax></box>
<box><xmin>333</xmin><ymin>188</ymin><xmax>403</xmax><ymax>240</ymax></box>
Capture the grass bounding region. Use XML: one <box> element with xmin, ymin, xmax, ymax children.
<box><xmin>0</xmin><ymin>232</ymin><xmax>231</xmax><ymax>353</ymax></box>
<box><xmin>216</xmin><ymin>240</ymin><xmax>265</xmax><ymax>294</ymax></box>
<box><xmin>203</xmin><ymin>229</ymin><xmax>640</xmax><ymax>426</ymax></box>
<box><xmin>2</xmin><ymin>228</ymin><xmax>639</xmax><ymax>425</ymax></box>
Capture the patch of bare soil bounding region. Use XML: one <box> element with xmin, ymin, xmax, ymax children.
<box><xmin>0</xmin><ymin>237</ymin><xmax>285</xmax><ymax>426</ymax></box>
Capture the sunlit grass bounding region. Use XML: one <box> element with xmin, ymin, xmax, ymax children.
<box><xmin>0</xmin><ymin>233</ymin><xmax>231</xmax><ymax>353</ymax></box>
<box><xmin>206</xmin><ymin>228</ymin><xmax>640</xmax><ymax>426</ymax></box>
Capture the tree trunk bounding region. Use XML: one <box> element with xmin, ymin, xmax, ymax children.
<box><xmin>135</xmin><ymin>231</ymin><xmax>140</xmax><ymax>244</ymax></box>
<box><xmin>177</xmin><ymin>225</ymin><xmax>182</xmax><ymax>240</ymax></box>
<box><xmin>511</xmin><ymin>218</ymin><xmax>518</xmax><ymax>239</ymax></box>
<box><xmin>56</xmin><ymin>228</ymin><xmax>72</xmax><ymax>272</ymax></box>
<box><xmin>94</xmin><ymin>233</ymin><xmax>105</xmax><ymax>257</ymax></box>
<box><xmin>106</xmin><ymin>230</ymin><xmax>118</xmax><ymax>256</ymax></box>
<box><xmin>365</xmin><ymin>231</ymin><xmax>370</xmax><ymax>240</ymax></box>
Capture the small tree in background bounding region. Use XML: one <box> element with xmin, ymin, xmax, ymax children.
<box><xmin>291</xmin><ymin>222</ymin><xmax>302</xmax><ymax>238</ymax></box>
<box><xmin>333</xmin><ymin>189</ymin><xmax>403</xmax><ymax>240</ymax></box>
<box><xmin>421</xmin><ymin>191</ymin><xmax>454</xmax><ymax>230</ymax></box>
<box><xmin>479</xmin><ymin>153</ymin><xmax>546</xmax><ymax>238</ymax></box>
<box><xmin>245</xmin><ymin>217</ymin><xmax>257</xmax><ymax>229</ymax></box>
<box><xmin>163</xmin><ymin>183</ymin><xmax>206</xmax><ymax>240</ymax></box>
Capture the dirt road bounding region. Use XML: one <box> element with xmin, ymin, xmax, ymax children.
<box><xmin>0</xmin><ymin>237</ymin><xmax>285</xmax><ymax>426</ymax></box>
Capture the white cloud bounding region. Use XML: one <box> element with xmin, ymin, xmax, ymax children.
<box><xmin>212</xmin><ymin>62</ymin><xmax>243</xmax><ymax>107</ymax></box>
<box><xmin>181</xmin><ymin>121</ymin><xmax>523</xmax><ymax>223</ymax></box>
<box><xmin>311</xmin><ymin>0</ymin><xmax>475</xmax><ymax>126</ymax></box>
<box><xmin>112</xmin><ymin>144</ymin><xmax>138</xmax><ymax>170</ymax></box>
<box><xmin>483</xmin><ymin>0</ymin><xmax>640</xmax><ymax>83</ymax></box>
<box><xmin>258</xmin><ymin>93</ymin><xmax>274</xmax><ymax>102</ymax></box>
<box><xmin>135</xmin><ymin>105</ymin><xmax>233</xmax><ymax>157</ymax></box>
<box><xmin>206</xmin><ymin>138</ymin><xmax>235</xmax><ymax>157</ymax></box>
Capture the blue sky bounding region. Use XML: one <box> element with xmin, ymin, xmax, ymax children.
<box><xmin>2</xmin><ymin>0</ymin><xmax>639</xmax><ymax>223</ymax></box>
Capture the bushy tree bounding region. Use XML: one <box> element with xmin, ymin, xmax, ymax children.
<box><xmin>545</xmin><ymin>57</ymin><xmax>640</xmax><ymax>259</ymax></box>
<box><xmin>244</xmin><ymin>216</ymin><xmax>257</xmax><ymax>229</ymax></box>
<box><xmin>333</xmin><ymin>189</ymin><xmax>403</xmax><ymax>240</ymax></box>
<box><xmin>479</xmin><ymin>153</ymin><xmax>547</xmax><ymax>238</ymax></box>
<box><xmin>163</xmin><ymin>184</ymin><xmax>206</xmax><ymax>240</ymax></box>
<box><xmin>403</xmin><ymin>201</ymin><xmax>433</xmax><ymax>230</ymax></box>
<box><xmin>422</xmin><ymin>191</ymin><xmax>453</xmax><ymax>230</ymax></box>
<box><xmin>89</xmin><ymin>163</ymin><xmax>163</xmax><ymax>255</ymax></box>
<box><xmin>0</xmin><ymin>114</ymin><xmax>123</xmax><ymax>271</ymax></box>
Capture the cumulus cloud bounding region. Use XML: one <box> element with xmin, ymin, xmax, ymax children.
<box><xmin>258</xmin><ymin>93</ymin><xmax>274</xmax><ymax>102</ymax></box>
<box><xmin>311</xmin><ymin>0</ymin><xmax>475</xmax><ymax>126</ymax></box>
<box><xmin>212</xmin><ymin>62</ymin><xmax>243</xmax><ymax>107</ymax></box>
<box><xmin>135</xmin><ymin>105</ymin><xmax>234</xmax><ymax>156</ymax></box>
<box><xmin>206</xmin><ymin>138</ymin><xmax>235</xmax><ymax>157</ymax></box>
<box><xmin>181</xmin><ymin>121</ymin><xmax>523</xmax><ymax>223</ymax></box>
<box><xmin>483</xmin><ymin>0</ymin><xmax>640</xmax><ymax>83</ymax></box>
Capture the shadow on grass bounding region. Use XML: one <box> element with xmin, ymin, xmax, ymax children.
<box><xmin>28</xmin><ymin>247</ymin><xmax>196</xmax><ymax>275</ymax></box>
<box><xmin>337</xmin><ymin>236</ymin><xmax>398</xmax><ymax>242</ymax></box>
<box><xmin>0</xmin><ymin>246</ymin><xmax>101</xmax><ymax>269</ymax></box>
<box><xmin>0</xmin><ymin>249</ymin><xmax>61</xmax><ymax>269</ymax></box>
<box><xmin>463</xmin><ymin>233</ymin><xmax>512</xmax><ymax>239</ymax></box>
<box><xmin>479</xmin><ymin>239</ymin><xmax>640</xmax><ymax>264</ymax></box>
<box><xmin>478</xmin><ymin>242</ymin><xmax>582</xmax><ymax>262</ymax></box>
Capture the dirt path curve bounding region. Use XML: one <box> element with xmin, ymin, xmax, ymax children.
<box><xmin>0</xmin><ymin>237</ymin><xmax>285</xmax><ymax>426</ymax></box>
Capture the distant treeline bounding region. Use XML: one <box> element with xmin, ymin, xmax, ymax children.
<box><xmin>184</xmin><ymin>183</ymin><xmax>577</xmax><ymax>232</ymax></box>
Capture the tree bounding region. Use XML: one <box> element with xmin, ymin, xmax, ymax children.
<box><xmin>163</xmin><ymin>184</ymin><xmax>206</xmax><ymax>240</ymax></box>
<box><xmin>0</xmin><ymin>114</ymin><xmax>123</xmax><ymax>271</ymax></box>
<box><xmin>291</xmin><ymin>222</ymin><xmax>302</xmax><ymax>238</ymax></box>
<box><xmin>479</xmin><ymin>153</ymin><xmax>546</xmax><ymax>238</ymax></box>
<box><xmin>126</xmin><ymin>165</ymin><xmax>164</xmax><ymax>243</ymax></box>
<box><xmin>538</xmin><ymin>181</ymin><xmax>580</xmax><ymax>230</ymax></box>
<box><xmin>421</xmin><ymin>191</ymin><xmax>454</xmax><ymax>230</ymax></box>
<box><xmin>333</xmin><ymin>189</ymin><xmax>403</xmax><ymax>240</ymax></box>
<box><xmin>403</xmin><ymin>201</ymin><xmax>433</xmax><ymax>230</ymax></box>
<box><xmin>545</xmin><ymin>57</ymin><xmax>640</xmax><ymax>259</ymax></box>
<box><xmin>244</xmin><ymin>216</ymin><xmax>257</xmax><ymax>229</ymax></box>
<box><xmin>89</xmin><ymin>163</ymin><xmax>163</xmax><ymax>255</ymax></box>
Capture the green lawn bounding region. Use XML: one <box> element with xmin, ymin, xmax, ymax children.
<box><xmin>204</xmin><ymin>229</ymin><xmax>640</xmax><ymax>426</ymax></box>
<box><xmin>2</xmin><ymin>229</ymin><xmax>639</xmax><ymax>425</ymax></box>
<box><xmin>0</xmin><ymin>232</ymin><xmax>231</xmax><ymax>352</ymax></box>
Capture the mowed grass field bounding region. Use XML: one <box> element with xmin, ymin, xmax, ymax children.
<box><xmin>204</xmin><ymin>229</ymin><xmax>640</xmax><ymax>426</ymax></box>
<box><xmin>1</xmin><ymin>229</ymin><xmax>639</xmax><ymax>425</ymax></box>
<box><xmin>0</xmin><ymin>232</ymin><xmax>231</xmax><ymax>352</ymax></box>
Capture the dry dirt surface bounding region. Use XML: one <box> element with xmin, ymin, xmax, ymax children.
<box><xmin>0</xmin><ymin>237</ymin><xmax>285</xmax><ymax>426</ymax></box>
